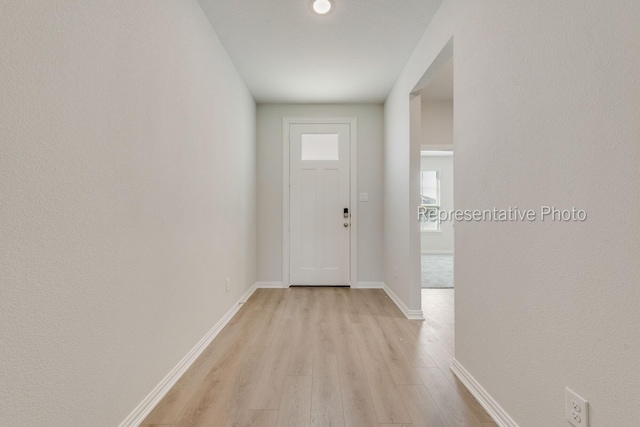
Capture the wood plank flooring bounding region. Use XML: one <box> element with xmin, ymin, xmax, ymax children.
<box><xmin>142</xmin><ymin>288</ymin><xmax>496</xmax><ymax>427</ymax></box>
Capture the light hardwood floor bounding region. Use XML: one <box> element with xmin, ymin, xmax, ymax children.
<box><xmin>142</xmin><ymin>288</ymin><xmax>496</xmax><ymax>427</ymax></box>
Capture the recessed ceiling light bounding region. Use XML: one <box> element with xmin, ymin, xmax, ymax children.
<box><xmin>312</xmin><ymin>0</ymin><xmax>332</xmax><ymax>15</ymax></box>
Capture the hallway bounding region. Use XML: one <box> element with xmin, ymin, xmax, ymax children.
<box><xmin>3</xmin><ymin>1</ymin><xmax>639</xmax><ymax>425</ymax></box>
<box><xmin>143</xmin><ymin>288</ymin><xmax>494</xmax><ymax>426</ymax></box>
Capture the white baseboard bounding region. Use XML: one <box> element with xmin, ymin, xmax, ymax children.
<box><xmin>421</xmin><ymin>250</ymin><xmax>454</xmax><ymax>254</ymax></box>
<box><xmin>382</xmin><ymin>283</ymin><xmax>424</xmax><ymax>320</ymax></box>
<box><xmin>255</xmin><ymin>281</ymin><xmax>287</xmax><ymax>288</ymax></box>
<box><xmin>355</xmin><ymin>281</ymin><xmax>385</xmax><ymax>289</ymax></box>
<box><xmin>450</xmin><ymin>359</ymin><xmax>519</xmax><ymax>427</ymax></box>
<box><xmin>118</xmin><ymin>283</ymin><xmax>257</xmax><ymax>427</ymax></box>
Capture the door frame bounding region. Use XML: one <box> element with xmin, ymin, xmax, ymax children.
<box><xmin>282</xmin><ymin>117</ymin><xmax>358</xmax><ymax>287</ymax></box>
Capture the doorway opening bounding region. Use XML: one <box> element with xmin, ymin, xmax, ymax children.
<box><xmin>410</xmin><ymin>41</ymin><xmax>454</xmax><ymax>353</ymax></box>
<box><xmin>420</xmin><ymin>149</ymin><xmax>454</xmax><ymax>289</ymax></box>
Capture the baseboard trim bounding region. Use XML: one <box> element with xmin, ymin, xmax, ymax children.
<box><xmin>382</xmin><ymin>283</ymin><xmax>424</xmax><ymax>320</ymax></box>
<box><xmin>450</xmin><ymin>359</ymin><xmax>519</xmax><ymax>427</ymax></box>
<box><xmin>355</xmin><ymin>281</ymin><xmax>385</xmax><ymax>289</ymax></box>
<box><xmin>255</xmin><ymin>281</ymin><xmax>287</xmax><ymax>288</ymax></box>
<box><xmin>118</xmin><ymin>283</ymin><xmax>258</xmax><ymax>427</ymax></box>
<box><xmin>421</xmin><ymin>250</ymin><xmax>454</xmax><ymax>254</ymax></box>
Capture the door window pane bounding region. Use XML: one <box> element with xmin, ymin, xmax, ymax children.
<box><xmin>301</xmin><ymin>134</ymin><xmax>339</xmax><ymax>160</ymax></box>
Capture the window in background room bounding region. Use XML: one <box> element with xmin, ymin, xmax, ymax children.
<box><xmin>420</xmin><ymin>170</ymin><xmax>440</xmax><ymax>232</ymax></box>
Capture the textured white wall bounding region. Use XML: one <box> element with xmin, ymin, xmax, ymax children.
<box><xmin>385</xmin><ymin>0</ymin><xmax>640</xmax><ymax>425</ymax></box>
<box><xmin>256</xmin><ymin>104</ymin><xmax>384</xmax><ymax>284</ymax></box>
<box><xmin>0</xmin><ymin>2</ymin><xmax>256</xmax><ymax>426</ymax></box>
<box><xmin>420</xmin><ymin>155</ymin><xmax>454</xmax><ymax>253</ymax></box>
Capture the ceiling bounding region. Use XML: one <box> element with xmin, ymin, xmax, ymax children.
<box><xmin>197</xmin><ymin>0</ymin><xmax>443</xmax><ymax>103</ymax></box>
<box><xmin>420</xmin><ymin>57</ymin><xmax>453</xmax><ymax>101</ymax></box>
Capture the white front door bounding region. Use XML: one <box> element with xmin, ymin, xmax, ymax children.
<box><xmin>289</xmin><ymin>123</ymin><xmax>350</xmax><ymax>286</ymax></box>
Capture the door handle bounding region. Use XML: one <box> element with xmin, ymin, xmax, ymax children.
<box><xmin>344</xmin><ymin>223</ymin><xmax>349</xmax><ymax>228</ymax></box>
<box><xmin>343</xmin><ymin>208</ymin><xmax>349</xmax><ymax>218</ymax></box>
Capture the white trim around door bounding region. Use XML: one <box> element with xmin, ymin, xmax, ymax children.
<box><xmin>283</xmin><ymin>117</ymin><xmax>358</xmax><ymax>287</ymax></box>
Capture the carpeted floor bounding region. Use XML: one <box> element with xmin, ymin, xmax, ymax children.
<box><xmin>421</xmin><ymin>254</ymin><xmax>454</xmax><ymax>288</ymax></box>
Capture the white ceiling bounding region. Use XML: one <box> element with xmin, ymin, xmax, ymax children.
<box><xmin>420</xmin><ymin>57</ymin><xmax>453</xmax><ymax>101</ymax></box>
<box><xmin>198</xmin><ymin>0</ymin><xmax>443</xmax><ymax>103</ymax></box>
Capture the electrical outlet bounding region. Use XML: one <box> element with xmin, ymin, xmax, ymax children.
<box><xmin>225</xmin><ymin>277</ymin><xmax>230</xmax><ymax>293</ymax></box>
<box><xmin>566</xmin><ymin>387</ymin><xmax>588</xmax><ymax>427</ymax></box>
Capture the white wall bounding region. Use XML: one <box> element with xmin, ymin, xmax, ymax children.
<box><xmin>422</xmin><ymin>99</ymin><xmax>453</xmax><ymax>147</ymax></box>
<box><xmin>420</xmin><ymin>155</ymin><xmax>454</xmax><ymax>253</ymax></box>
<box><xmin>0</xmin><ymin>2</ymin><xmax>256</xmax><ymax>426</ymax></box>
<box><xmin>256</xmin><ymin>104</ymin><xmax>384</xmax><ymax>284</ymax></box>
<box><xmin>385</xmin><ymin>0</ymin><xmax>640</xmax><ymax>426</ymax></box>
